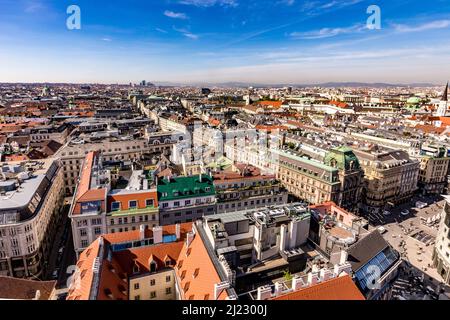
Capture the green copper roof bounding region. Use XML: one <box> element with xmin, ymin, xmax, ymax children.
<box><xmin>324</xmin><ymin>147</ymin><xmax>361</xmax><ymax>171</ymax></box>
<box><xmin>157</xmin><ymin>175</ymin><xmax>215</xmax><ymax>201</ymax></box>
<box><xmin>407</xmin><ymin>97</ymin><xmax>421</xmax><ymax>104</ymax></box>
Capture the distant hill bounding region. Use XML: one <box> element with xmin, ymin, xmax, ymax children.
<box><xmin>154</xmin><ymin>81</ymin><xmax>438</xmax><ymax>88</ymax></box>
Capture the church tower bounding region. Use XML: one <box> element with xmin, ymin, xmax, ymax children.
<box><xmin>436</xmin><ymin>82</ymin><xmax>448</xmax><ymax>116</ymax></box>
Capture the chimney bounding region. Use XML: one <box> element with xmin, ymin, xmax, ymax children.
<box><xmin>175</xmin><ymin>223</ymin><xmax>181</xmax><ymax>240</ymax></box>
<box><xmin>257</xmin><ymin>286</ymin><xmax>272</xmax><ymax>300</ymax></box>
<box><xmin>152</xmin><ymin>226</ymin><xmax>163</xmax><ymax>244</ymax></box>
<box><xmin>186</xmin><ymin>231</ymin><xmax>194</xmax><ymax>247</ymax></box>
<box><xmin>139</xmin><ymin>225</ymin><xmax>147</xmax><ymax>240</ymax></box>
<box><xmin>292</xmin><ymin>276</ymin><xmax>306</xmax><ymax>291</ymax></box>
<box><xmin>334</xmin><ymin>262</ymin><xmax>352</xmax><ymax>277</ymax></box>
<box><xmin>274</xmin><ymin>282</ymin><xmax>283</xmax><ymax>297</ymax></box>
<box><xmin>307</xmin><ymin>272</ymin><xmax>319</xmax><ymax>286</ymax></box>
<box><xmin>33</xmin><ymin>290</ymin><xmax>41</xmax><ymax>300</ymax></box>
<box><xmin>319</xmin><ymin>268</ymin><xmax>334</xmax><ymax>282</ymax></box>
<box><xmin>339</xmin><ymin>250</ymin><xmax>348</xmax><ymax>264</ymax></box>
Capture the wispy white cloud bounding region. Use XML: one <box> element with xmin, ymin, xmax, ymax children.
<box><xmin>173</xmin><ymin>26</ymin><xmax>199</xmax><ymax>39</ymax></box>
<box><xmin>156</xmin><ymin>28</ymin><xmax>168</xmax><ymax>33</ymax></box>
<box><xmin>392</xmin><ymin>19</ymin><xmax>450</xmax><ymax>33</ymax></box>
<box><xmin>164</xmin><ymin>10</ymin><xmax>188</xmax><ymax>19</ymax></box>
<box><xmin>277</xmin><ymin>0</ymin><xmax>295</xmax><ymax>6</ymax></box>
<box><xmin>101</xmin><ymin>38</ymin><xmax>112</xmax><ymax>42</ymax></box>
<box><xmin>178</xmin><ymin>0</ymin><xmax>238</xmax><ymax>8</ymax></box>
<box><xmin>24</xmin><ymin>1</ymin><xmax>45</xmax><ymax>13</ymax></box>
<box><xmin>290</xmin><ymin>23</ymin><xmax>365</xmax><ymax>39</ymax></box>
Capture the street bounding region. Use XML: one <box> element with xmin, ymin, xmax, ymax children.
<box><xmin>364</xmin><ymin>194</ymin><xmax>450</xmax><ymax>299</ymax></box>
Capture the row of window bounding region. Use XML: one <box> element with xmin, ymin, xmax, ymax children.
<box><xmin>77</xmin><ymin>218</ymin><xmax>102</xmax><ymax>228</ymax></box>
<box><xmin>133</xmin><ymin>275</ymin><xmax>171</xmax><ymax>290</ymax></box>
<box><xmin>218</xmin><ymin>196</ymin><xmax>284</xmax><ymax>210</ymax></box>
<box><xmin>110</xmin><ymin>224</ymin><xmax>157</xmax><ymax>234</ymax></box>
<box><xmin>61</xmin><ymin>144</ymin><xmax>145</xmax><ymax>157</ymax></box>
<box><xmin>111</xmin><ymin>199</ymin><xmax>154</xmax><ymax>211</ymax></box>
<box><xmin>161</xmin><ymin>198</ymin><xmax>211</xmax><ymax>209</ymax></box>
<box><xmin>110</xmin><ymin>215</ymin><xmax>156</xmax><ymax>226</ymax></box>
<box><xmin>134</xmin><ymin>287</ymin><xmax>172</xmax><ymax>300</ymax></box>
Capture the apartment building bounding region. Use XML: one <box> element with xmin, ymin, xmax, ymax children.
<box><xmin>202</xmin><ymin>203</ymin><xmax>311</xmax><ymax>293</ymax></box>
<box><xmin>417</xmin><ymin>144</ymin><xmax>450</xmax><ymax>195</ymax></box>
<box><xmin>432</xmin><ymin>196</ymin><xmax>450</xmax><ymax>285</ymax></box>
<box><xmin>0</xmin><ymin>158</ymin><xmax>65</xmax><ymax>278</ymax></box>
<box><xmin>70</xmin><ymin>151</ymin><xmax>160</xmax><ymax>256</ymax></box>
<box><xmin>157</xmin><ymin>174</ymin><xmax>216</xmax><ymax>226</ymax></box>
<box><xmin>323</xmin><ymin>147</ymin><xmax>364</xmax><ymax>211</ymax></box>
<box><xmin>275</xmin><ymin>149</ymin><xmax>342</xmax><ymax>205</ymax></box>
<box><xmin>66</xmin><ymin>223</ymin><xmax>238</xmax><ymax>300</ymax></box>
<box><xmin>213</xmin><ymin>164</ymin><xmax>288</xmax><ymax>214</ymax></box>
<box><xmin>69</xmin><ymin>151</ymin><xmax>108</xmax><ymax>256</ymax></box>
<box><xmin>353</xmin><ymin>148</ymin><xmax>420</xmax><ymax>213</ymax></box>
<box><xmin>55</xmin><ymin>135</ymin><xmax>174</xmax><ymax>195</ymax></box>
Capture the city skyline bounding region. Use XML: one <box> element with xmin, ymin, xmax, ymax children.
<box><xmin>1</xmin><ymin>0</ymin><xmax>450</xmax><ymax>84</ymax></box>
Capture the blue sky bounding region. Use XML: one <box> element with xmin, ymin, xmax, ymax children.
<box><xmin>1</xmin><ymin>0</ymin><xmax>450</xmax><ymax>84</ymax></box>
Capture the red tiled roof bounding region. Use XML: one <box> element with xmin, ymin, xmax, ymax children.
<box><xmin>67</xmin><ymin>223</ymin><xmax>228</xmax><ymax>301</ymax></box>
<box><xmin>273</xmin><ymin>275</ymin><xmax>365</xmax><ymax>300</ymax></box>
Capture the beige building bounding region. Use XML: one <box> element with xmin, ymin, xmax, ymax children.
<box><xmin>353</xmin><ymin>148</ymin><xmax>419</xmax><ymax>213</ymax></box>
<box><xmin>276</xmin><ymin>150</ymin><xmax>342</xmax><ymax>205</ymax></box>
<box><xmin>129</xmin><ymin>268</ymin><xmax>176</xmax><ymax>300</ymax></box>
<box><xmin>0</xmin><ymin>159</ymin><xmax>65</xmax><ymax>278</ymax></box>
<box><xmin>54</xmin><ymin>134</ymin><xmax>174</xmax><ymax>196</ymax></box>
<box><xmin>432</xmin><ymin>196</ymin><xmax>450</xmax><ymax>285</ymax></box>
<box><xmin>417</xmin><ymin>144</ymin><xmax>450</xmax><ymax>195</ymax></box>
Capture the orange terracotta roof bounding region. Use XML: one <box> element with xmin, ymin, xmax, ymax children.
<box><xmin>414</xmin><ymin>124</ymin><xmax>446</xmax><ymax>135</ymax></box>
<box><xmin>257</xmin><ymin>101</ymin><xmax>283</xmax><ymax>108</ymax></box>
<box><xmin>273</xmin><ymin>275</ymin><xmax>364</xmax><ymax>300</ymax></box>
<box><xmin>67</xmin><ymin>240</ymin><xmax>100</xmax><ymax>300</ymax></box>
<box><xmin>176</xmin><ymin>229</ymin><xmax>228</xmax><ymax>300</ymax></box>
<box><xmin>329</xmin><ymin>100</ymin><xmax>349</xmax><ymax>109</ymax></box>
<box><xmin>68</xmin><ymin>223</ymin><xmax>228</xmax><ymax>301</ymax></box>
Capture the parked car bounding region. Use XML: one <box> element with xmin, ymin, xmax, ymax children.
<box><xmin>383</xmin><ymin>210</ymin><xmax>392</xmax><ymax>216</ymax></box>
<box><xmin>401</xmin><ymin>210</ymin><xmax>410</xmax><ymax>216</ymax></box>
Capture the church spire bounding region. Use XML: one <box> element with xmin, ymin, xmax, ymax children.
<box><xmin>442</xmin><ymin>82</ymin><xmax>448</xmax><ymax>102</ymax></box>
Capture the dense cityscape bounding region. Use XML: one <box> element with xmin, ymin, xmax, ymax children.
<box><xmin>1</xmin><ymin>81</ymin><xmax>450</xmax><ymax>301</ymax></box>
<box><xmin>2</xmin><ymin>0</ymin><xmax>450</xmax><ymax>311</ymax></box>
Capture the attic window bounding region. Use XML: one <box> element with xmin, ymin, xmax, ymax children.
<box><xmin>118</xmin><ymin>284</ymin><xmax>126</xmax><ymax>294</ymax></box>
<box><xmin>184</xmin><ymin>281</ymin><xmax>190</xmax><ymax>293</ymax></box>
<box><xmin>165</xmin><ymin>259</ymin><xmax>173</xmax><ymax>267</ymax></box>
<box><xmin>188</xmin><ymin>295</ymin><xmax>195</xmax><ymax>300</ymax></box>
<box><xmin>85</xmin><ymin>249</ymin><xmax>92</xmax><ymax>257</ymax></box>
<box><xmin>104</xmin><ymin>288</ymin><xmax>113</xmax><ymax>299</ymax></box>
<box><xmin>186</xmin><ymin>248</ymin><xmax>192</xmax><ymax>257</ymax></box>
<box><xmin>193</xmin><ymin>268</ymin><xmax>200</xmax><ymax>278</ymax></box>
<box><xmin>150</xmin><ymin>261</ymin><xmax>157</xmax><ymax>273</ymax></box>
<box><xmin>204</xmin><ymin>294</ymin><xmax>210</xmax><ymax>300</ymax></box>
<box><xmin>133</xmin><ymin>263</ymin><xmax>140</xmax><ymax>274</ymax></box>
<box><xmin>177</xmin><ymin>260</ymin><xmax>184</xmax><ymax>269</ymax></box>
<box><xmin>108</xmin><ymin>264</ymin><xmax>116</xmax><ymax>273</ymax></box>
<box><xmin>80</xmin><ymin>270</ymin><xmax>87</xmax><ymax>280</ymax></box>
<box><xmin>180</xmin><ymin>270</ymin><xmax>187</xmax><ymax>280</ymax></box>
